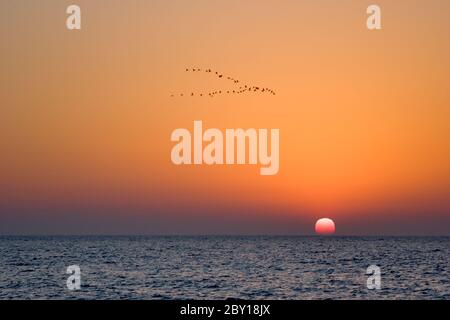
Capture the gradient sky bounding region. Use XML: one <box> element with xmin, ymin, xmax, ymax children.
<box><xmin>1</xmin><ymin>0</ymin><xmax>449</xmax><ymax>235</ymax></box>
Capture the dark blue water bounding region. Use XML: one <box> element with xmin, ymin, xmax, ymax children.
<box><xmin>0</xmin><ymin>236</ymin><xmax>448</xmax><ymax>299</ymax></box>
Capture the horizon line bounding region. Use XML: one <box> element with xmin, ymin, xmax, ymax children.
<box><xmin>1</xmin><ymin>234</ymin><xmax>449</xmax><ymax>237</ymax></box>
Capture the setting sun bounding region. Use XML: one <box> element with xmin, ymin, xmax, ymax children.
<box><xmin>315</xmin><ymin>218</ymin><xmax>336</xmax><ymax>235</ymax></box>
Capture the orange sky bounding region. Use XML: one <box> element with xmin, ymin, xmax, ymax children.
<box><xmin>0</xmin><ymin>0</ymin><xmax>449</xmax><ymax>234</ymax></box>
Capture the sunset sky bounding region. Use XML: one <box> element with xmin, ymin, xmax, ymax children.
<box><xmin>1</xmin><ymin>0</ymin><xmax>449</xmax><ymax>235</ymax></box>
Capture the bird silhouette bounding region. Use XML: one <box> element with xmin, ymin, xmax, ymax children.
<box><xmin>172</xmin><ymin>67</ymin><xmax>276</xmax><ymax>98</ymax></box>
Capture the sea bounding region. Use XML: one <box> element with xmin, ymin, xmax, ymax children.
<box><xmin>0</xmin><ymin>236</ymin><xmax>448</xmax><ymax>300</ymax></box>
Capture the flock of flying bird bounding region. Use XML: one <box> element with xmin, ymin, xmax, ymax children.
<box><xmin>170</xmin><ymin>68</ymin><xmax>276</xmax><ymax>98</ymax></box>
